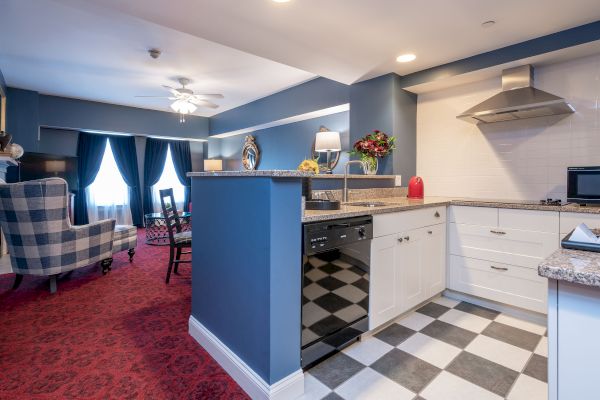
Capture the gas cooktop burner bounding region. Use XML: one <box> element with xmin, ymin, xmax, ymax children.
<box><xmin>540</xmin><ymin>198</ymin><xmax>562</xmax><ymax>206</ymax></box>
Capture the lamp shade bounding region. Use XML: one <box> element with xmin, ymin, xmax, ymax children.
<box><xmin>315</xmin><ymin>131</ymin><xmax>341</xmax><ymax>152</ymax></box>
<box><xmin>204</xmin><ymin>159</ymin><xmax>223</xmax><ymax>171</ymax></box>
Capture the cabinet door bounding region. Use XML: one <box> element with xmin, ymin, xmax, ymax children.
<box><xmin>423</xmin><ymin>224</ymin><xmax>446</xmax><ymax>297</ymax></box>
<box><xmin>369</xmin><ymin>234</ymin><xmax>400</xmax><ymax>329</ymax></box>
<box><xmin>398</xmin><ymin>229</ymin><xmax>425</xmax><ymax>313</ymax></box>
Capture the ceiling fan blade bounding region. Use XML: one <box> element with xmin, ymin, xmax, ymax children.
<box><xmin>162</xmin><ymin>85</ymin><xmax>181</xmax><ymax>97</ymax></box>
<box><xmin>192</xmin><ymin>94</ymin><xmax>224</xmax><ymax>99</ymax></box>
<box><xmin>189</xmin><ymin>98</ymin><xmax>219</xmax><ymax>109</ymax></box>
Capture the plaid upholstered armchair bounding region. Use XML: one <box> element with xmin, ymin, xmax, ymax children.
<box><xmin>0</xmin><ymin>178</ymin><xmax>116</xmax><ymax>293</ymax></box>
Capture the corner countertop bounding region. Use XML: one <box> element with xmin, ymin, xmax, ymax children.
<box><xmin>303</xmin><ymin>197</ymin><xmax>452</xmax><ymax>222</ymax></box>
<box><xmin>187</xmin><ymin>170</ymin><xmax>313</xmax><ymax>178</ymax></box>
<box><xmin>303</xmin><ymin>196</ymin><xmax>600</xmax><ymax>222</ymax></box>
<box><xmin>539</xmin><ymin>248</ymin><xmax>600</xmax><ymax>288</ymax></box>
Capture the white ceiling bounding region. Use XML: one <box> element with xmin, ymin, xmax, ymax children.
<box><xmin>1</xmin><ymin>0</ymin><xmax>600</xmax><ymax>117</ymax></box>
<box><xmin>57</xmin><ymin>0</ymin><xmax>600</xmax><ymax>84</ymax></box>
<box><xmin>0</xmin><ymin>0</ymin><xmax>315</xmax><ymax>117</ymax></box>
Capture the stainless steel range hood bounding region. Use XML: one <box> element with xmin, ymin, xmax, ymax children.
<box><xmin>457</xmin><ymin>65</ymin><xmax>575</xmax><ymax>124</ymax></box>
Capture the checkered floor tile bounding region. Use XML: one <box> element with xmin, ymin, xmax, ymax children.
<box><xmin>300</xmin><ymin>297</ymin><xmax>548</xmax><ymax>400</ymax></box>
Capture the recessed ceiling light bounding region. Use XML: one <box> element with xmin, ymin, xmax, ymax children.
<box><xmin>272</xmin><ymin>0</ymin><xmax>291</xmax><ymax>2</ymax></box>
<box><xmin>482</xmin><ymin>20</ymin><xmax>496</xmax><ymax>28</ymax></box>
<box><xmin>396</xmin><ymin>54</ymin><xmax>416</xmax><ymax>63</ymax></box>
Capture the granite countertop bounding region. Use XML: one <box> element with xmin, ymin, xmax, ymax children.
<box><xmin>539</xmin><ymin>248</ymin><xmax>600</xmax><ymax>287</ymax></box>
<box><xmin>303</xmin><ymin>197</ymin><xmax>452</xmax><ymax>222</ymax></box>
<box><xmin>303</xmin><ymin>196</ymin><xmax>600</xmax><ymax>222</ymax></box>
<box><xmin>187</xmin><ymin>170</ymin><xmax>313</xmax><ymax>178</ymax></box>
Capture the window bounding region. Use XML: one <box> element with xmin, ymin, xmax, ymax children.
<box><xmin>87</xmin><ymin>139</ymin><xmax>132</xmax><ymax>225</ymax></box>
<box><xmin>152</xmin><ymin>145</ymin><xmax>185</xmax><ymax>212</ymax></box>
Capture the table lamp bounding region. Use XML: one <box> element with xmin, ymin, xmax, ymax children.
<box><xmin>315</xmin><ymin>130</ymin><xmax>341</xmax><ymax>174</ymax></box>
<box><xmin>204</xmin><ymin>159</ymin><xmax>223</xmax><ymax>171</ymax></box>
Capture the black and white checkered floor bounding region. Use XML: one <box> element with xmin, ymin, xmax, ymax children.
<box><xmin>301</xmin><ymin>296</ymin><xmax>548</xmax><ymax>400</ymax></box>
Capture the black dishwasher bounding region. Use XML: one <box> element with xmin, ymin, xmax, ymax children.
<box><xmin>301</xmin><ymin>216</ymin><xmax>372</xmax><ymax>369</ymax></box>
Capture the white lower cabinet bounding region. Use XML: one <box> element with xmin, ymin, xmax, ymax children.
<box><xmin>370</xmin><ymin>215</ymin><xmax>446</xmax><ymax>330</ymax></box>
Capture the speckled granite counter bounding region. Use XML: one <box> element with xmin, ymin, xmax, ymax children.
<box><xmin>187</xmin><ymin>170</ymin><xmax>313</xmax><ymax>177</ymax></box>
<box><xmin>303</xmin><ymin>197</ymin><xmax>452</xmax><ymax>222</ymax></box>
<box><xmin>538</xmin><ymin>249</ymin><xmax>600</xmax><ymax>288</ymax></box>
<box><xmin>303</xmin><ymin>196</ymin><xmax>600</xmax><ymax>223</ymax></box>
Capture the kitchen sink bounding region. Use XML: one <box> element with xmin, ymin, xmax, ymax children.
<box><xmin>346</xmin><ymin>201</ymin><xmax>391</xmax><ymax>208</ymax></box>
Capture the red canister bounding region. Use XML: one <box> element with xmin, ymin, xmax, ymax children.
<box><xmin>407</xmin><ymin>176</ymin><xmax>424</xmax><ymax>199</ymax></box>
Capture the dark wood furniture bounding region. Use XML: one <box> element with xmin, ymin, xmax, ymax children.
<box><xmin>144</xmin><ymin>211</ymin><xmax>191</xmax><ymax>245</ymax></box>
<box><xmin>159</xmin><ymin>188</ymin><xmax>192</xmax><ymax>283</ymax></box>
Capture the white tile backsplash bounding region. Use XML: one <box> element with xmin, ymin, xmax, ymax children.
<box><xmin>417</xmin><ymin>53</ymin><xmax>600</xmax><ymax>201</ymax></box>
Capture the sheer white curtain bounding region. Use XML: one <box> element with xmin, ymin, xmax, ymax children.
<box><xmin>86</xmin><ymin>139</ymin><xmax>133</xmax><ymax>225</ymax></box>
<box><xmin>152</xmin><ymin>145</ymin><xmax>186</xmax><ymax>213</ymax></box>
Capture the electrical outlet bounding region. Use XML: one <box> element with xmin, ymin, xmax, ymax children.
<box><xmin>394</xmin><ymin>175</ymin><xmax>402</xmax><ymax>186</ymax></box>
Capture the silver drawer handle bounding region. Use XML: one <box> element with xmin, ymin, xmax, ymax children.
<box><xmin>427</xmin><ymin>230</ymin><xmax>433</xmax><ymax>234</ymax></box>
<box><xmin>490</xmin><ymin>230</ymin><xmax>506</xmax><ymax>235</ymax></box>
<box><xmin>491</xmin><ymin>265</ymin><xmax>508</xmax><ymax>271</ymax></box>
<box><xmin>434</xmin><ymin>211</ymin><xmax>440</xmax><ymax>218</ymax></box>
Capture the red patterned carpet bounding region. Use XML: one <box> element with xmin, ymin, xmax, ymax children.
<box><xmin>0</xmin><ymin>229</ymin><xmax>249</xmax><ymax>400</ymax></box>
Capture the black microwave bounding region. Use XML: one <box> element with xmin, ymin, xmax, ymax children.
<box><xmin>567</xmin><ymin>167</ymin><xmax>600</xmax><ymax>205</ymax></box>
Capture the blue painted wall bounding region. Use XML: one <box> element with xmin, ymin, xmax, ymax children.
<box><xmin>0</xmin><ymin>67</ymin><xmax>6</xmax><ymax>95</ymax></box>
<box><xmin>39</xmin><ymin>94</ymin><xmax>209</xmax><ymax>139</ymax></box>
<box><xmin>209</xmin><ymin>77</ymin><xmax>349</xmax><ymax>135</ymax></box>
<box><xmin>349</xmin><ymin>74</ymin><xmax>417</xmax><ymax>178</ymax></box>
<box><xmin>6</xmin><ymin>87</ymin><xmax>39</xmax><ymax>151</ymax></box>
<box><xmin>211</xmin><ymin>111</ymin><xmax>350</xmax><ymax>173</ymax></box>
<box><xmin>191</xmin><ymin>176</ymin><xmax>302</xmax><ymax>384</ymax></box>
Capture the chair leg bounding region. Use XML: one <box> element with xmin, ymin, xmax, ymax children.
<box><xmin>174</xmin><ymin>247</ymin><xmax>182</xmax><ymax>274</ymax></box>
<box><xmin>49</xmin><ymin>275</ymin><xmax>58</xmax><ymax>294</ymax></box>
<box><xmin>128</xmin><ymin>248</ymin><xmax>135</xmax><ymax>262</ymax></box>
<box><xmin>12</xmin><ymin>274</ymin><xmax>23</xmax><ymax>290</ymax></box>
<box><xmin>166</xmin><ymin>246</ymin><xmax>174</xmax><ymax>284</ymax></box>
<box><xmin>101</xmin><ymin>258</ymin><xmax>113</xmax><ymax>275</ymax></box>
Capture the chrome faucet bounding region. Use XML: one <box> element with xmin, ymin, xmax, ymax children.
<box><xmin>343</xmin><ymin>160</ymin><xmax>366</xmax><ymax>203</ymax></box>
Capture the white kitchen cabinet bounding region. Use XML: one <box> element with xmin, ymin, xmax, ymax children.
<box><xmin>370</xmin><ymin>210</ymin><xmax>446</xmax><ymax>330</ymax></box>
<box><xmin>398</xmin><ymin>228</ymin><xmax>426</xmax><ymax>312</ymax></box>
<box><xmin>423</xmin><ymin>224</ymin><xmax>447</xmax><ymax>297</ymax></box>
<box><xmin>447</xmin><ymin>206</ymin><xmax>558</xmax><ymax>313</ymax></box>
<box><xmin>369</xmin><ymin>234</ymin><xmax>400</xmax><ymax>329</ymax></box>
<box><xmin>448</xmin><ymin>223</ymin><xmax>559</xmax><ymax>269</ymax></box>
<box><xmin>560</xmin><ymin>211</ymin><xmax>600</xmax><ymax>234</ymax></box>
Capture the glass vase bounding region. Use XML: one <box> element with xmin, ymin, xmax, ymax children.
<box><xmin>362</xmin><ymin>156</ymin><xmax>378</xmax><ymax>175</ymax></box>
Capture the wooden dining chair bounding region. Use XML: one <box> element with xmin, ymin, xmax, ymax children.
<box><xmin>159</xmin><ymin>188</ymin><xmax>191</xmax><ymax>283</ymax></box>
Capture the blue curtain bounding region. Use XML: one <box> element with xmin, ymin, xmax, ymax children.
<box><xmin>170</xmin><ymin>140</ymin><xmax>192</xmax><ymax>212</ymax></box>
<box><xmin>110</xmin><ymin>135</ymin><xmax>143</xmax><ymax>227</ymax></box>
<box><xmin>75</xmin><ymin>133</ymin><xmax>107</xmax><ymax>225</ymax></box>
<box><xmin>143</xmin><ymin>138</ymin><xmax>168</xmax><ymax>216</ymax></box>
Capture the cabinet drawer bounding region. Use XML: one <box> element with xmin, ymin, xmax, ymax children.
<box><xmin>373</xmin><ymin>206</ymin><xmax>446</xmax><ymax>238</ymax></box>
<box><xmin>560</xmin><ymin>212</ymin><xmax>600</xmax><ymax>234</ymax></box>
<box><xmin>448</xmin><ymin>206</ymin><xmax>497</xmax><ymax>226</ymax></box>
<box><xmin>499</xmin><ymin>208</ymin><xmax>558</xmax><ymax>233</ymax></box>
<box><xmin>449</xmin><ymin>223</ymin><xmax>559</xmax><ymax>269</ymax></box>
<box><xmin>448</xmin><ymin>255</ymin><xmax>547</xmax><ymax>313</ymax></box>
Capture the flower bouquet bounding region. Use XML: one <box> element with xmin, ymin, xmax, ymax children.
<box><xmin>349</xmin><ymin>130</ymin><xmax>396</xmax><ymax>174</ymax></box>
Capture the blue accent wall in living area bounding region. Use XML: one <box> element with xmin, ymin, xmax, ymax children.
<box><xmin>212</xmin><ymin>111</ymin><xmax>350</xmax><ymax>172</ymax></box>
<box><xmin>209</xmin><ymin>77</ymin><xmax>349</xmax><ymax>136</ymax></box>
<box><xmin>39</xmin><ymin>94</ymin><xmax>209</xmax><ymax>139</ymax></box>
<box><xmin>6</xmin><ymin>87</ymin><xmax>39</xmax><ymax>151</ymax></box>
<box><xmin>191</xmin><ymin>176</ymin><xmax>302</xmax><ymax>384</ymax></box>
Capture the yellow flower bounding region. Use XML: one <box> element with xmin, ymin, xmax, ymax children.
<box><xmin>297</xmin><ymin>159</ymin><xmax>319</xmax><ymax>174</ymax></box>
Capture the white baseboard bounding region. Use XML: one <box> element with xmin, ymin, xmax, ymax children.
<box><xmin>443</xmin><ymin>290</ymin><xmax>547</xmax><ymax>326</ymax></box>
<box><xmin>188</xmin><ymin>316</ymin><xmax>304</xmax><ymax>400</ymax></box>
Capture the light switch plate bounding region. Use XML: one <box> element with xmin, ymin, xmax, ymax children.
<box><xmin>395</xmin><ymin>175</ymin><xmax>402</xmax><ymax>186</ymax></box>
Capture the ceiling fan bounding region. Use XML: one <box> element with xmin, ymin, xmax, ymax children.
<box><xmin>136</xmin><ymin>78</ymin><xmax>224</xmax><ymax>122</ymax></box>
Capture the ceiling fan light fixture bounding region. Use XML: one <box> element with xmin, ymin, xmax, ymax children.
<box><xmin>171</xmin><ymin>99</ymin><xmax>197</xmax><ymax>114</ymax></box>
<box><xmin>396</xmin><ymin>53</ymin><xmax>416</xmax><ymax>63</ymax></box>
